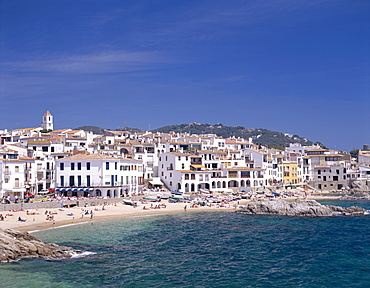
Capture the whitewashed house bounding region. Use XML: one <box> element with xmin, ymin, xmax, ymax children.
<box><xmin>55</xmin><ymin>153</ymin><xmax>143</xmax><ymax>198</ymax></box>
<box><xmin>0</xmin><ymin>149</ymin><xmax>27</xmax><ymax>200</ymax></box>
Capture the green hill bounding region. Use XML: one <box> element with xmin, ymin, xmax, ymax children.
<box><xmin>74</xmin><ymin>126</ymin><xmax>107</xmax><ymax>134</ymax></box>
<box><xmin>152</xmin><ymin>123</ymin><xmax>317</xmax><ymax>149</ymax></box>
<box><xmin>76</xmin><ymin>123</ymin><xmax>321</xmax><ymax>149</ymax></box>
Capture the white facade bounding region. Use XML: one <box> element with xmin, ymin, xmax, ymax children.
<box><xmin>55</xmin><ymin>153</ymin><xmax>143</xmax><ymax>197</ymax></box>
<box><xmin>0</xmin><ymin>157</ymin><xmax>26</xmax><ymax>200</ymax></box>
<box><xmin>41</xmin><ymin>110</ymin><xmax>53</xmax><ymax>131</ymax></box>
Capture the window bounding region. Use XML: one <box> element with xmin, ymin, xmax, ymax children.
<box><xmin>185</xmin><ymin>174</ymin><xmax>189</xmax><ymax>180</ymax></box>
<box><xmin>78</xmin><ymin>175</ymin><xmax>82</xmax><ymax>186</ymax></box>
<box><xmin>325</xmin><ymin>157</ymin><xmax>339</xmax><ymax>161</ymax></box>
<box><xmin>60</xmin><ymin>176</ymin><xmax>64</xmax><ymax>186</ymax></box>
<box><xmin>115</xmin><ymin>162</ymin><xmax>118</xmax><ymax>170</ymax></box>
<box><xmin>87</xmin><ymin>175</ymin><xmax>91</xmax><ymax>186</ymax></box>
<box><xmin>51</xmin><ymin>147</ymin><xmax>55</xmax><ymax>152</ymax></box>
<box><xmin>15</xmin><ymin>166</ymin><xmax>19</xmax><ymax>173</ymax></box>
<box><xmin>317</xmin><ymin>169</ymin><xmax>321</xmax><ymax>174</ymax></box>
<box><xmin>87</xmin><ymin>162</ymin><xmax>90</xmax><ymax>170</ymax></box>
<box><xmin>71</xmin><ymin>163</ymin><xmax>75</xmax><ymax>170</ymax></box>
<box><xmin>42</xmin><ymin>146</ymin><xmax>48</xmax><ymax>152</ymax></box>
<box><xmin>78</xmin><ymin>162</ymin><xmax>82</xmax><ymax>170</ymax></box>
<box><xmin>60</xmin><ymin>163</ymin><xmax>64</xmax><ymax>170</ymax></box>
<box><xmin>182</xmin><ymin>163</ymin><xmax>185</xmax><ymax>169</ymax></box>
<box><xmin>106</xmin><ymin>162</ymin><xmax>109</xmax><ymax>170</ymax></box>
<box><xmin>191</xmin><ymin>174</ymin><xmax>195</xmax><ymax>180</ymax></box>
<box><xmin>15</xmin><ymin>178</ymin><xmax>20</xmax><ymax>188</ymax></box>
<box><xmin>178</xmin><ymin>156</ymin><xmax>181</xmax><ymax>161</ymax></box>
<box><xmin>69</xmin><ymin>176</ymin><xmax>75</xmax><ymax>186</ymax></box>
<box><xmin>46</xmin><ymin>162</ymin><xmax>50</xmax><ymax>170</ymax></box>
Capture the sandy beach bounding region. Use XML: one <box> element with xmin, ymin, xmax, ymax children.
<box><xmin>0</xmin><ymin>200</ymin><xmax>240</xmax><ymax>233</ymax></box>
<box><xmin>0</xmin><ymin>193</ymin><xmax>340</xmax><ymax>233</ymax></box>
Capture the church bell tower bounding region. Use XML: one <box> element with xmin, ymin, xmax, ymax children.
<box><xmin>41</xmin><ymin>110</ymin><xmax>53</xmax><ymax>131</ymax></box>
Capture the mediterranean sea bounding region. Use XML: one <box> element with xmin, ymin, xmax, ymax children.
<box><xmin>1</xmin><ymin>200</ymin><xmax>370</xmax><ymax>288</ymax></box>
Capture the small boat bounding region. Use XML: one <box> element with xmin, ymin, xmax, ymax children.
<box><xmin>171</xmin><ymin>190</ymin><xmax>183</xmax><ymax>195</ymax></box>
<box><xmin>123</xmin><ymin>199</ymin><xmax>134</xmax><ymax>205</ymax></box>
<box><xmin>272</xmin><ymin>191</ymin><xmax>281</xmax><ymax>196</ymax></box>
<box><xmin>143</xmin><ymin>197</ymin><xmax>158</xmax><ymax>202</ymax></box>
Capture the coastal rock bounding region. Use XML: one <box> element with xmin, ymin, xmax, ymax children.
<box><xmin>0</xmin><ymin>228</ymin><xmax>81</xmax><ymax>262</ymax></box>
<box><xmin>237</xmin><ymin>199</ymin><xmax>367</xmax><ymax>217</ymax></box>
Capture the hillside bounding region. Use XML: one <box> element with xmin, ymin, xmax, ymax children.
<box><xmin>77</xmin><ymin>123</ymin><xmax>321</xmax><ymax>149</ymax></box>
<box><xmin>151</xmin><ymin>123</ymin><xmax>317</xmax><ymax>149</ymax></box>
<box><xmin>74</xmin><ymin>126</ymin><xmax>107</xmax><ymax>134</ymax></box>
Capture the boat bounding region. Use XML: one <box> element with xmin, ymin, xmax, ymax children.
<box><xmin>171</xmin><ymin>190</ymin><xmax>183</xmax><ymax>195</ymax></box>
<box><xmin>123</xmin><ymin>199</ymin><xmax>134</xmax><ymax>205</ymax></box>
<box><xmin>143</xmin><ymin>197</ymin><xmax>158</xmax><ymax>202</ymax></box>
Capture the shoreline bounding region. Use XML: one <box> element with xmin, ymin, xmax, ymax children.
<box><xmin>0</xmin><ymin>201</ymin><xmax>238</xmax><ymax>233</ymax></box>
<box><xmin>0</xmin><ymin>195</ymin><xmax>342</xmax><ymax>233</ymax></box>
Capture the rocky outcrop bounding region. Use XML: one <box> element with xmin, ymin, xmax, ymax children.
<box><xmin>237</xmin><ymin>199</ymin><xmax>367</xmax><ymax>217</ymax></box>
<box><xmin>0</xmin><ymin>228</ymin><xmax>81</xmax><ymax>262</ymax></box>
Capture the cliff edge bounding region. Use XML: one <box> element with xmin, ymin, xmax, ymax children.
<box><xmin>237</xmin><ymin>199</ymin><xmax>367</xmax><ymax>217</ymax></box>
<box><xmin>0</xmin><ymin>228</ymin><xmax>81</xmax><ymax>262</ymax></box>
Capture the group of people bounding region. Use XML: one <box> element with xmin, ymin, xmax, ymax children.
<box><xmin>142</xmin><ymin>203</ymin><xmax>167</xmax><ymax>210</ymax></box>
<box><xmin>80</xmin><ymin>209</ymin><xmax>94</xmax><ymax>219</ymax></box>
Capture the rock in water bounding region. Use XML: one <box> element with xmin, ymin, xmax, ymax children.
<box><xmin>237</xmin><ymin>199</ymin><xmax>367</xmax><ymax>217</ymax></box>
<box><xmin>0</xmin><ymin>228</ymin><xmax>82</xmax><ymax>262</ymax></box>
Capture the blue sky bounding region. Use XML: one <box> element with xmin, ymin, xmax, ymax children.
<box><xmin>0</xmin><ymin>0</ymin><xmax>369</xmax><ymax>151</ymax></box>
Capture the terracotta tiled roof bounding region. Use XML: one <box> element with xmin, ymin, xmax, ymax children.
<box><xmin>28</xmin><ymin>140</ymin><xmax>51</xmax><ymax>145</ymax></box>
<box><xmin>56</xmin><ymin>153</ymin><xmax>116</xmax><ymax>161</ymax></box>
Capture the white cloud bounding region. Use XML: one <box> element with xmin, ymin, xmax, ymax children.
<box><xmin>1</xmin><ymin>50</ymin><xmax>169</xmax><ymax>74</ymax></box>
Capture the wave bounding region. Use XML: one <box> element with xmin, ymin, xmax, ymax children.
<box><xmin>70</xmin><ymin>251</ymin><xmax>97</xmax><ymax>259</ymax></box>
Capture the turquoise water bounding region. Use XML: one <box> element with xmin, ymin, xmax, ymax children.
<box><xmin>1</xmin><ymin>200</ymin><xmax>370</xmax><ymax>288</ymax></box>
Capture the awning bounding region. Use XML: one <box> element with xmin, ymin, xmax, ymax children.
<box><xmin>72</xmin><ymin>188</ymin><xmax>79</xmax><ymax>192</ymax></box>
<box><xmin>55</xmin><ymin>188</ymin><xmax>60</xmax><ymax>191</ymax></box>
<box><xmin>78</xmin><ymin>188</ymin><xmax>85</xmax><ymax>191</ymax></box>
<box><xmin>67</xmin><ymin>188</ymin><xmax>72</xmax><ymax>191</ymax></box>
<box><xmin>149</xmin><ymin>178</ymin><xmax>163</xmax><ymax>186</ymax></box>
<box><xmin>191</xmin><ymin>164</ymin><xmax>205</xmax><ymax>169</ymax></box>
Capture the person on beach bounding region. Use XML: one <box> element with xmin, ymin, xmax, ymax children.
<box><xmin>184</xmin><ymin>205</ymin><xmax>187</xmax><ymax>212</ymax></box>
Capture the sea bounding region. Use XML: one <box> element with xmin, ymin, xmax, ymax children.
<box><xmin>1</xmin><ymin>199</ymin><xmax>370</xmax><ymax>288</ymax></box>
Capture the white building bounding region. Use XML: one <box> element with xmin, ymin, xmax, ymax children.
<box><xmin>55</xmin><ymin>153</ymin><xmax>144</xmax><ymax>198</ymax></box>
<box><xmin>41</xmin><ymin>110</ymin><xmax>53</xmax><ymax>131</ymax></box>
<box><xmin>0</xmin><ymin>148</ymin><xmax>28</xmax><ymax>200</ymax></box>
